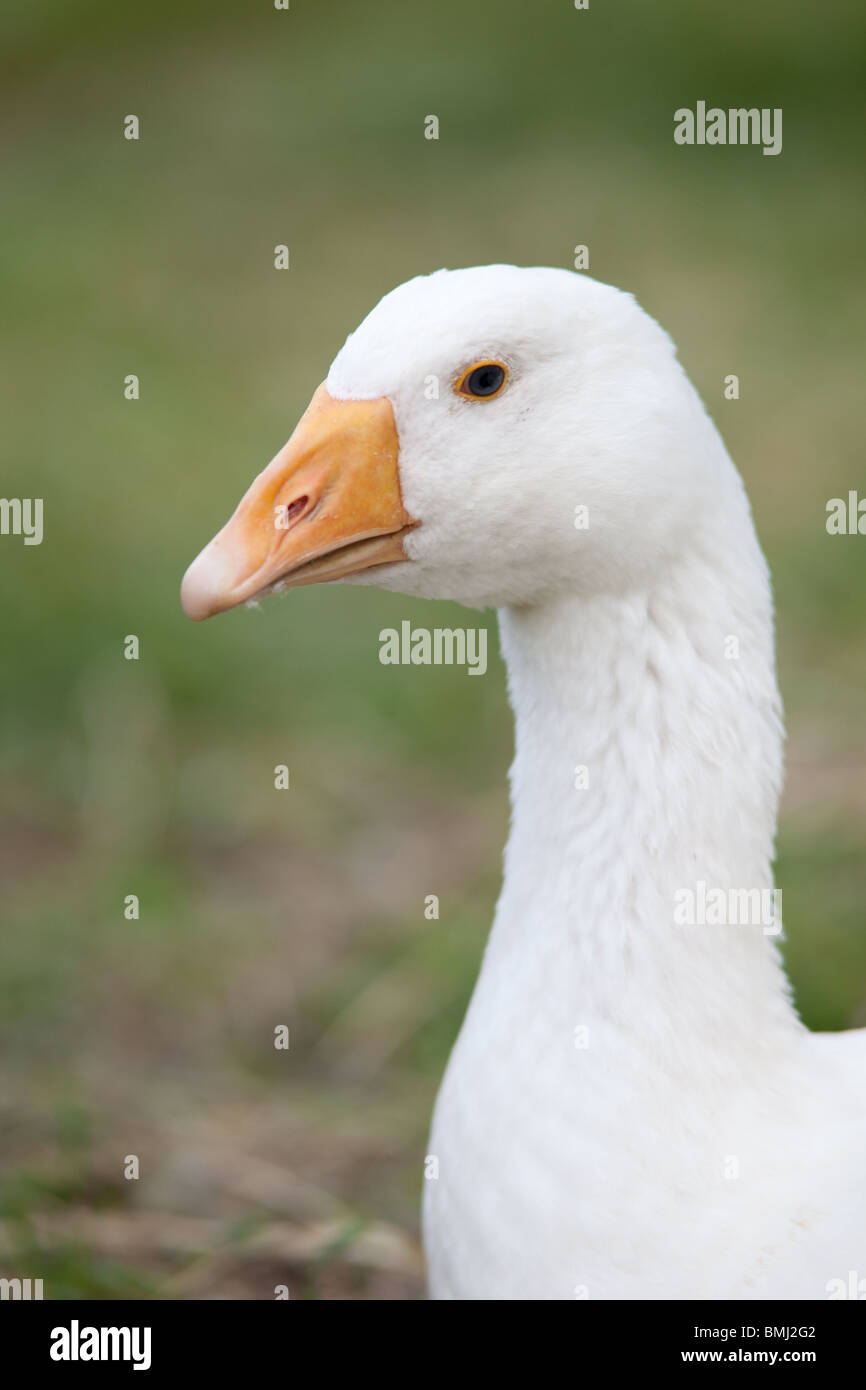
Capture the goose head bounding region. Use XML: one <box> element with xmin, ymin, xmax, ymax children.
<box><xmin>181</xmin><ymin>264</ymin><xmax>724</xmax><ymax>619</ymax></box>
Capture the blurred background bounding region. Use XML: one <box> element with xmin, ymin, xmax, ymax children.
<box><xmin>1</xmin><ymin>0</ymin><xmax>864</xmax><ymax>1298</ymax></box>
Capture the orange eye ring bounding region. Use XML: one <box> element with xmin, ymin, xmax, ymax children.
<box><xmin>454</xmin><ymin>360</ymin><xmax>509</xmax><ymax>401</ymax></box>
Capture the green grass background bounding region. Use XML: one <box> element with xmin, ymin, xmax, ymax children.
<box><xmin>1</xmin><ymin>0</ymin><xmax>864</xmax><ymax>1297</ymax></box>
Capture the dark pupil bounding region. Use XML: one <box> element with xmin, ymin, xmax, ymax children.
<box><xmin>468</xmin><ymin>363</ymin><xmax>504</xmax><ymax>396</ymax></box>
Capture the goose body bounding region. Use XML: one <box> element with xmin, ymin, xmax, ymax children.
<box><xmin>182</xmin><ymin>265</ymin><xmax>866</xmax><ymax>1300</ymax></box>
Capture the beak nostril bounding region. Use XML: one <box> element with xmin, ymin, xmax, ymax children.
<box><xmin>276</xmin><ymin>495</ymin><xmax>310</xmax><ymax>531</ymax></box>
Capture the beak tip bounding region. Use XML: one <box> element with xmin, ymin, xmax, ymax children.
<box><xmin>181</xmin><ymin>550</ymin><xmax>224</xmax><ymax>621</ymax></box>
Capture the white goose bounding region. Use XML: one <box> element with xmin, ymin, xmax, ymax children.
<box><xmin>182</xmin><ymin>265</ymin><xmax>866</xmax><ymax>1301</ymax></box>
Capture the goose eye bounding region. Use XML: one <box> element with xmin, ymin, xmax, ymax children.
<box><xmin>456</xmin><ymin>361</ymin><xmax>508</xmax><ymax>400</ymax></box>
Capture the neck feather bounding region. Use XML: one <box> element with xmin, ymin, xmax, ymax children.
<box><xmin>494</xmin><ymin>523</ymin><xmax>801</xmax><ymax>1076</ymax></box>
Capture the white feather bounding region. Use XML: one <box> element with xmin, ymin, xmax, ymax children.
<box><xmin>324</xmin><ymin>265</ymin><xmax>866</xmax><ymax>1299</ymax></box>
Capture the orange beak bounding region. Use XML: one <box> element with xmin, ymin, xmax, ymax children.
<box><xmin>181</xmin><ymin>384</ymin><xmax>417</xmax><ymax>620</ymax></box>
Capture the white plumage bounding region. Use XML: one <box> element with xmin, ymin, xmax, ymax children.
<box><xmin>184</xmin><ymin>265</ymin><xmax>866</xmax><ymax>1300</ymax></box>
